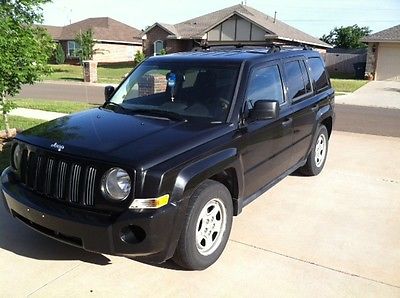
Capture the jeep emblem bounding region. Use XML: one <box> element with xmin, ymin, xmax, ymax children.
<box><xmin>50</xmin><ymin>142</ymin><xmax>65</xmax><ymax>152</ymax></box>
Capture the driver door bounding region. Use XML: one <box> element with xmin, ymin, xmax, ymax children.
<box><xmin>241</xmin><ymin>62</ymin><xmax>293</xmax><ymax>198</ymax></box>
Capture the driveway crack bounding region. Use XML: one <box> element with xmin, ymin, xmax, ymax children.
<box><xmin>229</xmin><ymin>239</ymin><xmax>400</xmax><ymax>289</ymax></box>
<box><xmin>27</xmin><ymin>263</ymin><xmax>82</xmax><ymax>297</ymax></box>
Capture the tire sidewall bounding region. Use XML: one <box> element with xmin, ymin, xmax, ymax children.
<box><xmin>182</xmin><ymin>182</ymin><xmax>233</xmax><ymax>269</ymax></box>
<box><xmin>309</xmin><ymin>125</ymin><xmax>329</xmax><ymax>175</ymax></box>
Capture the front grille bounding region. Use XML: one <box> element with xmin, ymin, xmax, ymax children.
<box><xmin>20</xmin><ymin>149</ymin><xmax>98</xmax><ymax>207</ymax></box>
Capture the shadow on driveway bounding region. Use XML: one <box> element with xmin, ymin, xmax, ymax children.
<box><xmin>0</xmin><ymin>203</ymin><xmax>111</xmax><ymax>265</ymax></box>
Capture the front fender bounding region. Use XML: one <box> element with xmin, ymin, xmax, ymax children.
<box><xmin>163</xmin><ymin>147</ymin><xmax>242</xmax><ymax>260</ymax></box>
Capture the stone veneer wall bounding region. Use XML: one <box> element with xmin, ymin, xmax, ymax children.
<box><xmin>365</xmin><ymin>42</ymin><xmax>378</xmax><ymax>78</ymax></box>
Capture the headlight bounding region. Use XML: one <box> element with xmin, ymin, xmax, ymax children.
<box><xmin>102</xmin><ymin>168</ymin><xmax>131</xmax><ymax>201</ymax></box>
<box><xmin>12</xmin><ymin>144</ymin><xmax>23</xmax><ymax>170</ymax></box>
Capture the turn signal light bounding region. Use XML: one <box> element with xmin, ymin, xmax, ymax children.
<box><xmin>129</xmin><ymin>194</ymin><xmax>170</xmax><ymax>209</ymax></box>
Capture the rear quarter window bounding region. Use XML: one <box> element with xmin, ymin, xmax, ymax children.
<box><xmin>308</xmin><ymin>57</ymin><xmax>329</xmax><ymax>92</ymax></box>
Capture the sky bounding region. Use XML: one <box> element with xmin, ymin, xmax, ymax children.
<box><xmin>42</xmin><ymin>0</ymin><xmax>400</xmax><ymax>38</ymax></box>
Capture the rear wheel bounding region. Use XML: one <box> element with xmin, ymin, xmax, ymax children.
<box><xmin>299</xmin><ymin>125</ymin><xmax>329</xmax><ymax>176</ymax></box>
<box><xmin>173</xmin><ymin>180</ymin><xmax>233</xmax><ymax>270</ymax></box>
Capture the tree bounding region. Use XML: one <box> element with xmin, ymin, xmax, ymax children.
<box><xmin>321</xmin><ymin>25</ymin><xmax>371</xmax><ymax>49</ymax></box>
<box><xmin>0</xmin><ymin>0</ymin><xmax>54</xmax><ymax>135</ymax></box>
<box><xmin>134</xmin><ymin>50</ymin><xmax>146</xmax><ymax>65</ymax></box>
<box><xmin>74</xmin><ymin>29</ymin><xmax>96</xmax><ymax>63</ymax></box>
<box><xmin>54</xmin><ymin>43</ymin><xmax>65</xmax><ymax>64</ymax></box>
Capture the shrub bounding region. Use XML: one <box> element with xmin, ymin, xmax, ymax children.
<box><xmin>134</xmin><ymin>50</ymin><xmax>146</xmax><ymax>65</ymax></box>
<box><xmin>54</xmin><ymin>43</ymin><xmax>65</xmax><ymax>64</ymax></box>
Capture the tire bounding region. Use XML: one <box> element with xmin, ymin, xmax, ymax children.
<box><xmin>173</xmin><ymin>180</ymin><xmax>233</xmax><ymax>270</ymax></box>
<box><xmin>299</xmin><ymin>125</ymin><xmax>329</xmax><ymax>176</ymax></box>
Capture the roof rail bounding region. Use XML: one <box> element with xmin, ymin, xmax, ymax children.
<box><xmin>192</xmin><ymin>41</ymin><xmax>314</xmax><ymax>53</ymax></box>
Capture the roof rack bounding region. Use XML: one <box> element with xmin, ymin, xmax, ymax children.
<box><xmin>196</xmin><ymin>41</ymin><xmax>313</xmax><ymax>53</ymax></box>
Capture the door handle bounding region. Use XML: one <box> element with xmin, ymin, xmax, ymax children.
<box><xmin>311</xmin><ymin>104</ymin><xmax>319</xmax><ymax>112</ymax></box>
<box><xmin>281</xmin><ymin>118</ymin><xmax>292</xmax><ymax>126</ymax></box>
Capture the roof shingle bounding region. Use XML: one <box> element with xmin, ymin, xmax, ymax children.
<box><xmin>146</xmin><ymin>4</ymin><xmax>330</xmax><ymax>48</ymax></box>
<box><xmin>362</xmin><ymin>24</ymin><xmax>400</xmax><ymax>42</ymax></box>
<box><xmin>41</xmin><ymin>18</ymin><xmax>142</xmax><ymax>44</ymax></box>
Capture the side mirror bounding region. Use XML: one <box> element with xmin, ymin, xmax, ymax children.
<box><xmin>249</xmin><ymin>100</ymin><xmax>280</xmax><ymax>121</ymax></box>
<box><xmin>104</xmin><ymin>85</ymin><xmax>115</xmax><ymax>102</ymax></box>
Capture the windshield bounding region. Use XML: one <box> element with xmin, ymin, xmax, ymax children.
<box><xmin>110</xmin><ymin>61</ymin><xmax>241</xmax><ymax>122</ymax></box>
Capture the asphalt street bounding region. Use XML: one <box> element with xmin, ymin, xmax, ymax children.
<box><xmin>17</xmin><ymin>82</ymin><xmax>400</xmax><ymax>138</ymax></box>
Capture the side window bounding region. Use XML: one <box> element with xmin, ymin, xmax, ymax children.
<box><xmin>299</xmin><ymin>60</ymin><xmax>312</xmax><ymax>93</ymax></box>
<box><xmin>246</xmin><ymin>65</ymin><xmax>284</xmax><ymax>106</ymax></box>
<box><xmin>308</xmin><ymin>58</ymin><xmax>329</xmax><ymax>92</ymax></box>
<box><xmin>284</xmin><ymin>60</ymin><xmax>308</xmax><ymax>101</ymax></box>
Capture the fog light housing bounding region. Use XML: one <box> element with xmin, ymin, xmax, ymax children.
<box><xmin>129</xmin><ymin>194</ymin><xmax>169</xmax><ymax>209</ymax></box>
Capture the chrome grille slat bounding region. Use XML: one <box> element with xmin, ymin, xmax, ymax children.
<box><xmin>34</xmin><ymin>156</ymin><xmax>43</xmax><ymax>191</ymax></box>
<box><xmin>69</xmin><ymin>164</ymin><xmax>81</xmax><ymax>203</ymax></box>
<box><xmin>44</xmin><ymin>158</ymin><xmax>54</xmax><ymax>195</ymax></box>
<box><xmin>56</xmin><ymin>161</ymin><xmax>67</xmax><ymax>199</ymax></box>
<box><xmin>84</xmin><ymin>167</ymin><xmax>96</xmax><ymax>206</ymax></box>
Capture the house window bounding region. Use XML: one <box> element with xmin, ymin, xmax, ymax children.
<box><xmin>67</xmin><ymin>41</ymin><xmax>80</xmax><ymax>57</ymax></box>
<box><xmin>153</xmin><ymin>40</ymin><xmax>164</xmax><ymax>56</ymax></box>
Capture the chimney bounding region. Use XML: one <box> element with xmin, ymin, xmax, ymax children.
<box><xmin>274</xmin><ymin>11</ymin><xmax>277</xmax><ymax>23</ymax></box>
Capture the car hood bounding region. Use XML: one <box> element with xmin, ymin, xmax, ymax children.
<box><xmin>17</xmin><ymin>108</ymin><xmax>232</xmax><ymax>169</ymax></box>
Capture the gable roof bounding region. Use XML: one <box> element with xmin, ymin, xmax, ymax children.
<box><xmin>41</xmin><ymin>17</ymin><xmax>142</xmax><ymax>44</ymax></box>
<box><xmin>362</xmin><ymin>24</ymin><xmax>400</xmax><ymax>42</ymax></box>
<box><xmin>144</xmin><ymin>4</ymin><xmax>331</xmax><ymax>48</ymax></box>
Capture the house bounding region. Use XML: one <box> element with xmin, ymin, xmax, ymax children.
<box><xmin>362</xmin><ymin>24</ymin><xmax>400</xmax><ymax>81</ymax></box>
<box><xmin>142</xmin><ymin>4</ymin><xmax>331</xmax><ymax>57</ymax></box>
<box><xmin>42</xmin><ymin>17</ymin><xmax>142</xmax><ymax>63</ymax></box>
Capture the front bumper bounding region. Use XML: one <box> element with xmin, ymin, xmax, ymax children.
<box><xmin>1</xmin><ymin>167</ymin><xmax>179</xmax><ymax>263</ymax></box>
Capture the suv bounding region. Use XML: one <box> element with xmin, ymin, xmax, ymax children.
<box><xmin>1</xmin><ymin>48</ymin><xmax>334</xmax><ymax>270</ymax></box>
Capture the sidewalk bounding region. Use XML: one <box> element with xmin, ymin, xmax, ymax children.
<box><xmin>10</xmin><ymin>108</ymin><xmax>67</xmax><ymax>121</ymax></box>
<box><xmin>336</xmin><ymin>81</ymin><xmax>400</xmax><ymax>109</ymax></box>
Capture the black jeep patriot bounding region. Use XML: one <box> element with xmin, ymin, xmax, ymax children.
<box><xmin>1</xmin><ymin>48</ymin><xmax>334</xmax><ymax>270</ymax></box>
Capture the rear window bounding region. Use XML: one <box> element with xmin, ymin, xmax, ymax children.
<box><xmin>308</xmin><ymin>58</ymin><xmax>329</xmax><ymax>92</ymax></box>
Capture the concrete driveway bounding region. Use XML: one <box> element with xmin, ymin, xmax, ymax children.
<box><xmin>336</xmin><ymin>81</ymin><xmax>400</xmax><ymax>109</ymax></box>
<box><xmin>1</xmin><ymin>131</ymin><xmax>400</xmax><ymax>297</ymax></box>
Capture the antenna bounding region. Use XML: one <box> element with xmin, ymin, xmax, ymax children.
<box><xmin>273</xmin><ymin>11</ymin><xmax>277</xmax><ymax>23</ymax></box>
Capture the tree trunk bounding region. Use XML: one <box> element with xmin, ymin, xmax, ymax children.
<box><xmin>1</xmin><ymin>92</ymin><xmax>11</xmax><ymax>137</ymax></box>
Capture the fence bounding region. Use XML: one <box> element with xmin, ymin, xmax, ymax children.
<box><xmin>322</xmin><ymin>49</ymin><xmax>367</xmax><ymax>77</ymax></box>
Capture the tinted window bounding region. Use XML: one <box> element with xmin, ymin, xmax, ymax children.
<box><xmin>299</xmin><ymin>60</ymin><xmax>312</xmax><ymax>93</ymax></box>
<box><xmin>284</xmin><ymin>61</ymin><xmax>307</xmax><ymax>100</ymax></box>
<box><xmin>308</xmin><ymin>58</ymin><xmax>329</xmax><ymax>91</ymax></box>
<box><xmin>247</xmin><ymin>65</ymin><xmax>284</xmax><ymax>105</ymax></box>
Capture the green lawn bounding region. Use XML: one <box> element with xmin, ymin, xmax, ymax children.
<box><xmin>2</xmin><ymin>116</ymin><xmax>45</xmax><ymax>131</ymax></box>
<box><xmin>14</xmin><ymin>98</ymin><xmax>98</xmax><ymax>114</ymax></box>
<box><xmin>331</xmin><ymin>79</ymin><xmax>368</xmax><ymax>93</ymax></box>
<box><xmin>46</xmin><ymin>63</ymin><xmax>135</xmax><ymax>83</ymax></box>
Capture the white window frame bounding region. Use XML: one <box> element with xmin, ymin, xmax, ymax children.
<box><xmin>67</xmin><ymin>41</ymin><xmax>80</xmax><ymax>58</ymax></box>
<box><xmin>153</xmin><ymin>40</ymin><xmax>164</xmax><ymax>56</ymax></box>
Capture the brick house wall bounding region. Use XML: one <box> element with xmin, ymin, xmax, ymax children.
<box><xmin>143</xmin><ymin>25</ymin><xmax>195</xmax><ymax>56</ymax></box>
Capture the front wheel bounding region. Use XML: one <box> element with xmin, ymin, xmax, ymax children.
<box><xmin>299</xmin><ymin>125</ymin><xmax>329</xmax><ymax>176</ymax></box>
<box><xmin>173</xmin><ymin>180</ymin><xmax>233</xmax><ymax>270</ymax></box>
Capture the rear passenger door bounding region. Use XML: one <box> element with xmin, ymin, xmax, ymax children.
<box><xmin>241</xmin><ymin>62</ymin><xmax>293</xmax><ymax>197</ymax></box>
<box><xmin>282</xmin><ymin>58</ymin><xmax>317</xmax><ymax>166</ymax></box>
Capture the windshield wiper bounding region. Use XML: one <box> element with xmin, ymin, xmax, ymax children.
<box><xmin>130</xmin><ymin>109</ymin><xmax>187</xmax><ymax>121</ymax></box>
<box><xmin>103</xmin><ymin>101</ymin><xmax>127</xmax><ymax>111</ymax></box>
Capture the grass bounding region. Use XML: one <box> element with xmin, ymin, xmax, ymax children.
<box><xmin>46</xmin><ymin>62</ymin><xmax>135</xmax><ymax>84</ymax></box>
<box><xmin>2</xmin><ymin>116</ymin><xmax>45</xmax><ymax>131</ymax></box>
<box><xmin>331</xmin><ymin>79</ymin><xmax>368</xmax><ymax>93</ymax></box>
<box><xmin>14</xmin><ymin>98</ymin><xmax>98</xmax><ymax>114</ymax></box>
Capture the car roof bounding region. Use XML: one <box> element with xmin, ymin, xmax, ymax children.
<box><xmin>146</xmin><ymin>48</ymin><xmax>323</xmax><ymax>64</ymax></box>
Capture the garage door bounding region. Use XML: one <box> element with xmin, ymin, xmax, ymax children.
<box><xmin>376</xmin><ymin>43</ymin><xmax>400</xmax><ymax>81</ymax></box>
